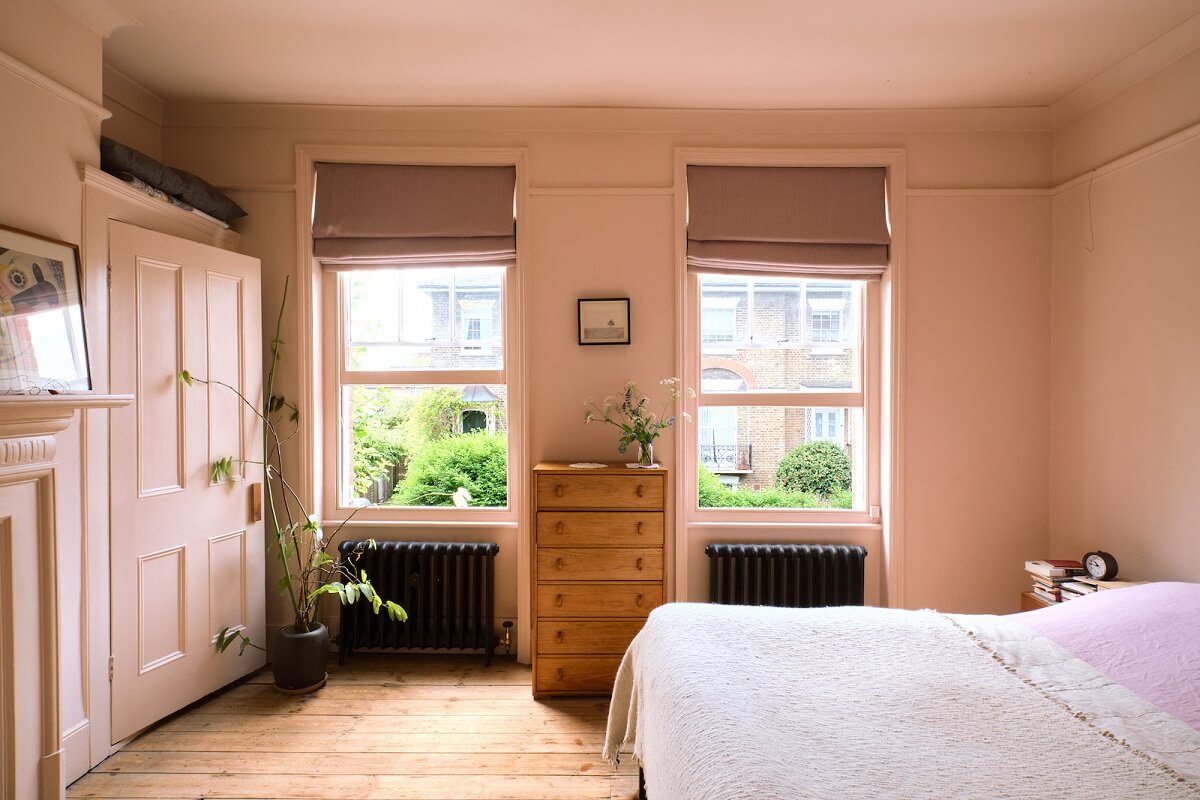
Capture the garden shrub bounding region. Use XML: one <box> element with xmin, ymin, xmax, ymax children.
<box><xmin>828</xmin><ymin>486</ymin><xmax>853</xmax><ymax>509</ymax></box>
<box><xmin>393</xmin><ymin>432</ymin><xmax>508</xmax><ymax>507</ymax></box>
<box><xmin>775</xmin><ymin>441</ymin><xmax>851</xmax><ymax>496</ymax></box>
<box><xmin>697</xmin><ymin>466</ymin><xmax>822</xmax><ymax>508</ymax></box>
<box><xmin>698</xmin><ymin>465</ymin><xmax>735</xmax><ymax>507</ymax></box>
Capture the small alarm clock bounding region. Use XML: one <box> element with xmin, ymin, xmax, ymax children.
<box><xmin>1083</xmin><ymin>550</ymin><xmax>1119</xmax><ymax>580</ymax></box>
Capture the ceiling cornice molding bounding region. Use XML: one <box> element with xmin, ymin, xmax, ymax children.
<box><xmin>51</xmin><ymin>0</ymin><xmax>140</xmax><ymax>39</ymax></box>
<box><xmin>102</xmin><ymin>63</ymin><xmax>164</xmax><ymax>125</ymax></box>
<box><xmin>161</xmin><ymin>103</ymin><xmax>1052</xmax><ymax>135</ymax></box>
<box><xmin>1052</xmin><ymin>11</ymin><xmax>1200</xmax><ymax>128</ymax></box>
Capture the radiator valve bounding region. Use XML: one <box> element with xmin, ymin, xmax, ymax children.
<box><xmin>500</xmin><ymin>620</ymin><xmax>513</xmax><ymax>654</ymax></box>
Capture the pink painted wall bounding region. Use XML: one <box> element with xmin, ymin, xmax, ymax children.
<box><xmin>0</xmin><ymin>0</ymin><xmax>104</xmax><ymax>783</ymax></box>
<box><xmin>1049</xmin><ymin>55</ymin><xmax>1200</xmax><ymax>582</ymax></box>
<box><xmin>905</xmin><ymin>195</ymin><xmax>1052</xmax><ymax>611</ymax></box>
<box><xmin>157</xmin><ymin>105</ymin><xmax>1056</xmax><ymax>622</ymax></box>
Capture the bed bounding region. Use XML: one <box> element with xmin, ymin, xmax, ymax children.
<box><xmin>604</xmin><ymin>581</ymin><xmax>1200</xmax><ymax>799</ymax></box>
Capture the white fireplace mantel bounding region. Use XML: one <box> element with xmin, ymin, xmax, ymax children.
<box><xmin>0</xmin><ymin>394</ymin><xmax>134</xmax><ymax>437</ymax></box>
<box><xmin>0</xmin><ymin>393</ymin><xmax>131</xmax><ymax>799</ymax></box>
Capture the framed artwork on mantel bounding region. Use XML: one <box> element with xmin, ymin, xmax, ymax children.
<box><xmin>0</xmin><ymin>224</ymin><xmax>91</xmax><ymax>394</ymax></box>
<box><xmin>578</xmin><ymin>297</ymin><xmax>630</xmax><ymax>345</ymax></box>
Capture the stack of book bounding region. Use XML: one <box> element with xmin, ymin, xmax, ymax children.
<box><xmin>1025</xmin><ymin>560</ymin><xmax>1086</xmax><ymax>604</ymax></box>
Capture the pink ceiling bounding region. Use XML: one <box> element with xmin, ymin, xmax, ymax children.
<box><xmin>103</xmin><ymin>0</ymin><xmax>1200</xmax><ymax>108</ymax></box>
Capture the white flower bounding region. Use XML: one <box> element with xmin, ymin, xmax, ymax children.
<box><xmin>681</xmin><ymin>411</ymin><xmax>693</xmax><ymax>422</ymax></box>
<box><xmin>452</xmin><ymin>487</ymin><xmax>473</xmax><ymax>508</ymax></box>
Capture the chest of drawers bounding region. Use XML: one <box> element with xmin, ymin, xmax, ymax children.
<box><xmin>531</xmin><ymin>462</ymin><xmax>667</xmax><ymax>697</ymax></box>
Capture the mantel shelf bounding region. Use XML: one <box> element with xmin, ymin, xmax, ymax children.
<box><xmin>0</xmin><ymin>394</ymin><xmax>134</xmax><ymax>438</ymax></box>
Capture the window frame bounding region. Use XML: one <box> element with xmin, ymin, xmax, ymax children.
<box><xmin>687</xmin><ymin>273</ymin><xmax>878</xmax><ymax>523</ymax></box>
<box><xmin>807</xmin><ymin>407</ymin><xmax>847</xmax><ymax>443</ymax></box>
<box><xmin>323</xmin><ymin>266</ymin><xmax>516</xmax><ymax>522</ymax></box>
<box><xmin>677</xmin><ymin>151</ymin><xmax>893</xmax><ymax>533</ymax></box>
<box><xmin>674</xmin><ymin>146</ymin><xmax>902</xmax><ymax>612</ymax></box>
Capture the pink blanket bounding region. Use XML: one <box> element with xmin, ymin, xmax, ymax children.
<box><xmin>1016</xmin><ymin>581</ymin><xmax>1200</xmax><ymax>730</ymax></box>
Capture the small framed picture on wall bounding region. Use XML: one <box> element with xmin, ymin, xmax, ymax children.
<box><xmin>578</xmin><ymin>297</ymin><xmax>630</xmax><ymax>345</ymax></box>
<box><xmin>0</xmin><ymin>224</ymin><xmax>91</xmax><ymax>394</ymax></box>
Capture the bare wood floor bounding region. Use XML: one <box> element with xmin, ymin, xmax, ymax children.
<box><xmin>68</xmin><ymin>654</ymin><xmax>639</xmax><ymax>800</ymax></box>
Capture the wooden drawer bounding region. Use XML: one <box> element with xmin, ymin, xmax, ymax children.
<box><xmin>537</xmin><ymin>619</ymin><xmax>645</xmax><ymax>655</ymax></box>
<box><xmin>535</xmin><ymin>656</ymin><xmax>622</xmax><ymax>695</ymax></box>
<box><xmin>537</xmin><ymin>547</ymin><xmax>663</xmax><ymax>582</ymax></box>
<box><xmin>537</xmin><ymin>511</ymin><xmax>664</xmax><ymax>547</ymax></box>
<box><xmin>537</xmin><ymin>582</ymin><xmax>662</xmax><ymax>618</ymax></box>
<box><xmin>536</xmin><ymin>474</ymin><xmax>664</xmax><ymax>510</ymax></box>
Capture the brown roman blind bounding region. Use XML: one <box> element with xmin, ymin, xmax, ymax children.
<box><xmin>313</xmin><ymin>162</ymin><xmax>516</xmax><ymax>270</ymax></box>
<box><xmin>686</xmin><ymin>165</ymin><xmax>890</xmax><ymax>278</ymax></box>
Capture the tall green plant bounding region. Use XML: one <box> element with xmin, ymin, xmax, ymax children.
<box><xmin>179</xmin><ymin>277</ymin><xmax>407</xmax><ymax>654</ymax></box>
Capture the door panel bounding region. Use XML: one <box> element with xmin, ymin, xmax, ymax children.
<box><xmin>110</xmin><ymin>221</ymin><xmax>264</xmax><ymax>743</ymax></box>
<box><xmin>135</xmin><ymin>260</ymin><xmax>184</xmax><ymax>496</ymax></box>
<box><xmin>206</xmin><ymin>273</ymin><xmax>245</xmax><ymax>477</ymax></box>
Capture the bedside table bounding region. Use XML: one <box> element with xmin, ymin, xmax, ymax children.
<box><xmin>1020</xmin><ymin>591</ymin><xmax>1052</xmax><ymax>611</ymax></box>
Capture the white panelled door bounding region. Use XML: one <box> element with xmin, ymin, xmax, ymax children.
<box><xmin>109</xmin><ymin>221</ymin><xmax>265</xmax><ymax>742</ymax></box>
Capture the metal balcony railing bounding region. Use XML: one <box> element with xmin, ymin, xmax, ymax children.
<box><xmin>699</xmin><ymin>444</ymin><xmax>752</xmax><ymax>472</ymax></box>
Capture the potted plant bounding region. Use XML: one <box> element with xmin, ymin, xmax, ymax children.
<box><xmin>180</xmin><ymin>277</ymin><xmax>406</xmax><ymax>693</ymax></box>
<box><xmin>584</xmin><ymin>377</ymin><xmax>692</xmax><ymax>466</ymax></box>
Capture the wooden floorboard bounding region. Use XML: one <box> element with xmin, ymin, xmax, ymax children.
<box><xmin>68</xmin><ymin>654</ymin><xmax>638</xmax><ymax>800</ymax></box>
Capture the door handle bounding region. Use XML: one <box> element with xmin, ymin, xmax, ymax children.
<box><xmin>556</xmin><ymin>630</ymin><xmax>564</xmax><ymax>643</ymax></box>
<box><xmin>636</xmin><ymin>558</ymin><xmax>644</xmax><ymax>571</ymax></box>
<box><xmin>555</xmin><ymin>594</ymin><xmax>564</xmax><ymax>607</ymax></box>
<box><xmin>555</xmin><ymin>484</ymin><xmax>565</xmax><ymax>497</ymax></box>
<box><xmin>636</xmin><ymin>484</ymin><xmax>645</xmax><ymax>497</ymax></box>
<box><xmin>556</xmin><ymin>521</ymin><xmax>564</xmax><ymax>534</ymax></box>
<box><xmin>249</xmin><ymin>482</ymin><xmax>263</xmax><ymax>523</ymax></box>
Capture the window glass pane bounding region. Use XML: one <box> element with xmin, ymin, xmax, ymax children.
<box><xmin>696</xmin><ymin>406</ymin><xmax>861</xmax><ymax>510</ymax></box>
<box><xmin>345</xmin><ymin>268</ymin><xmax>503</xmax><ymax>370</ymax></box>
<box><xmin>343</xmin><ymin>384</ymin><xmax>508</xmax><ymax>508</ymax></box>
<box><xmin>698</xmin><ymin>274</ymin><xmax>860</xmax><ymax>392</ymax></box>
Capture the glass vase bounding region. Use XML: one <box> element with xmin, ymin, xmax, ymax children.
<box><xmin>636</xmin><ymin>440</ymin><xmax>654</xmax><ymax>467</ymax></box>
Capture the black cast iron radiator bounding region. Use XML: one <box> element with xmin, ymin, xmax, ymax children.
<box><xmin>705</xmin><ymin>543</ymin><xmax>867</xmax><ymax>607</ymax></box>
<box><xmin>337</xmin><ymin>540</ymin><xmax>499</xmax><ymax>665</ymax></box>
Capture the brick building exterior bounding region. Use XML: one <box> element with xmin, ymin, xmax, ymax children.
<box><xmin>699</xmin><ymin>276</ymin><xmax>858</xmax><ymax>489</ymax></box>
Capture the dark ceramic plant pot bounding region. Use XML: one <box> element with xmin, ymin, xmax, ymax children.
<box><xmin>271</xmin><ymin>623</ymin><xmax>329</xmax><ymax>693</ymax></box>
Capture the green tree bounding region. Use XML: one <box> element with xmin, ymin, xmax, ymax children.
<box><xmin>350</xmin><ymin>387</ymin><xmax>411</xmax><ymax>497</ymax></box>
<box><xmin>775</xmin><ymin>441</ymin><xmax>852</xmax><ymax>496</ymax></box>
<box><xmin>400</xmin><ymin>387</ymin><xmax>470</xmax><ymax>454</ymax></box>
